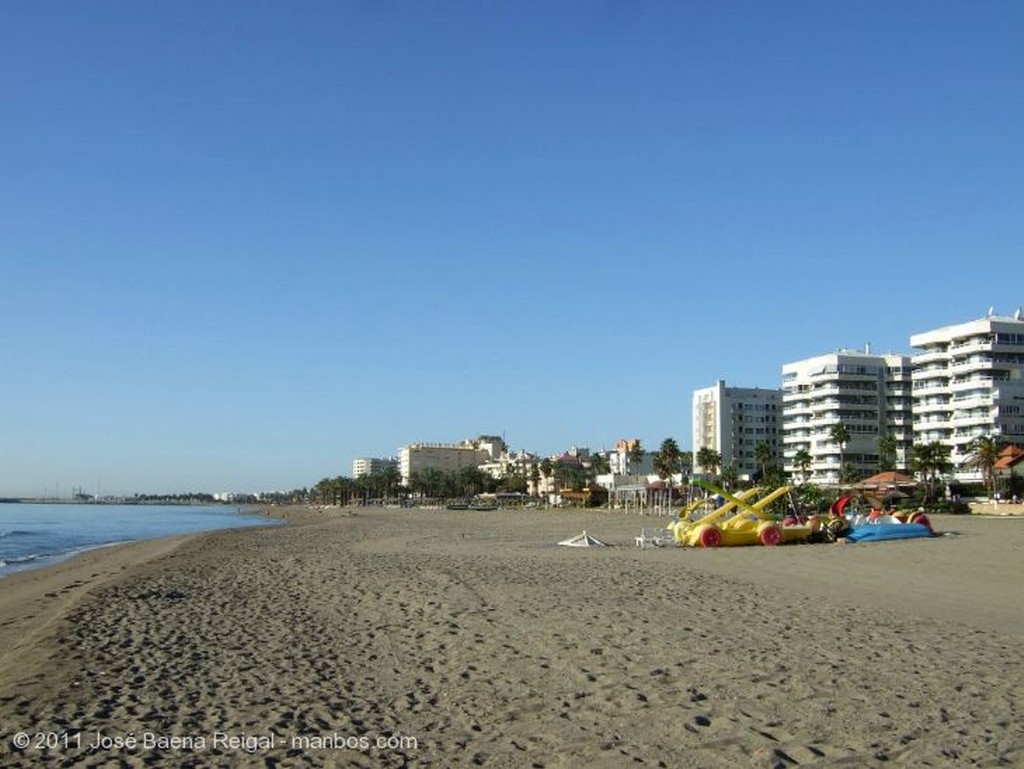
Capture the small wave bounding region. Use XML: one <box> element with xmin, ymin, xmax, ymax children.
<box><xmin>0</xmin><ymin>553</ymin><xmax>41</xmax><ymax>566</ymax></box>
<box><xmin>0</xmin><ymin>529</ymin><xmax>33</xmax><ymax>538</ymax></box>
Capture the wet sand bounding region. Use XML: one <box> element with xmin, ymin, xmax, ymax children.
<box><xmin>0</xmin><ymin>507</ymin><xmax>1021</xmax><ymax>768</ymax></box>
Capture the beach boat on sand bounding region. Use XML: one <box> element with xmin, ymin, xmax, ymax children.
<box><xmin>668</xmin><ymin>487</ymin><xmax>762</xmax><ymax>546</ymax></box>
<box><xmin>558</xmin><ymin>531</ymin><xmax>606</xmax><ymax>547</ymax></box>
<box><xmin>845</xmin><ymin>509</ymin><xmax>936</xmax><ymax>543</ymax></box>
<box><xmin>673</xmin><ymin>482</ymin><xmax>816</xmax><ymax>547</ymax></box>
<box><xmin>845</xmin><ymin>521</ymin><xmax>934</xmax><ymax>543</ymax></box>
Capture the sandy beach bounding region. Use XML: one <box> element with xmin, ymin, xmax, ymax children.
<box><xmin>0</xmin><ymin>507</ymin><xmax>1021</xmax><ymax>768</ymax></box>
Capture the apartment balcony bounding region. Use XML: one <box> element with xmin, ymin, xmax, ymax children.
<box><xmin>885</xmin><ymin>387</ymin><xmax>913</xmax><ymax>398</ymax></box>
<box><xmin>949</xmin><ymin>337</ymin><xmax>995</xmax><ymax>354</ymax></box>
<box><xmin>914</xmin><ymin>359</ymin><xmax>951</xmax><ymax>373</ymax></box>
<box><xmin>915</xmin><ymin>400</ymin><xmax>951</xmax><ymax>414</ymax></box>
<box><xmin>950</xmin><ymin>413</ymin><xmax>994</xmax><ymax>430</ymax></box>
<box><xmin>912</xmin><ymin>377</ymin><xmax>951</xmax><ymax>392</ymax></box>
<box><xmin>913</xmin><ymin>348</ymin><xmax>950</xmax><ymax>362</ymax></box>
<box><xmin>808</xmin><ymin>416</ymin><xmax>843</xmax><ymax>430</ymax></box>
<box><xmin>781</xmin><ymin>427</ymin><xmax>812</xmax><ymax>438</ymax></box>
<box><xmin>951</xmin><ymin>376</ymin><xmax>995</xmax><ymax>393</ymax></box>
<box><xmin>783</xmin><ymin>406</ymin><xmax>813</xmax><ymax>420</ymax></box>
<box><xmin>950</xmin><ymin>357</ymin><xmax>994</xmax><ymax>374</ymax></box>
<box><xmin>809</xmin><ymin>400</ymin><xmax>841</xmax><ymax>414</ymax></box>
<box><xmin>916</xmin><ymin>412</ymin><xmax>952</xmax><ymax>425</ymax></box>
<box><xmin>952</xmin><ymin>393</ymin><xmax>994</xmax><ymax>409</ymax></box>
<box><xmin>953</xmin><ymin>425</ymin><xmax>993</xmax><ymax>442</ymax></box>
<box><xmin>911</xmin><ymin>376</ymin><xmax>951</xmax><ymax>388</ymax></box>
<box><xmin>885</xmin><ymin>415</ymin><xmax>912</xmax><ymax>426</ymax></box>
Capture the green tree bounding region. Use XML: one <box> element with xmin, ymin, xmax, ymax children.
<box><xmin>964</xmin><ymin>435</ymin><xmax>1003</xmax><ymax>500</ymax></box>
<box><xmin>655</xmin><ymin>438</ymin><xmax>682</xmax><ymax>509</ymax></box>
<box><xmin>590</xmin><ymin>452</ymin><xmax>611</xmax><ymax>476</ymax></box>
<box><xmin>679</xmin><ymin>450</ymin><xmax>693</xmax><ymax>476</ymax></box>
<box><xmin>754</xmin><ymin>441</ymin><xmax>775</xmax><ymax>479</ymax></box>
<box><xmin>554</xmin><ymin>461</ymin><xmax>586</xmax><ymax>492</ymax></box>
<box><xmin>829</xmin><ymin>423</ymin><xmax>852</xmax><ymax>485</ymax></box>
<box><xmin>696</xmin><ymin>447</ymin><xmax>721</xmax><ymax>476</ymax></box>
<box><xmin>379</xmin><ymin>465</ymin><xmax>401</xmax><ymax>500</ymax></box>
<box><xmin>539</xmin><ymin>458</ymin><xmax>553</xmax><ymax>489</ymax></box>
<box><xmin>719</xmin><ymin>463</ymin><xmax>739</xmax><ymax>490</ymax></box>
<box><xmin>764</xmin><ymin>464</ymin><xmax>789</xmax><ymax>491</ymax></box>
<box><xmin>455</xmin><ymin>465</ymin><xmax>485</xmax><ymax>497</ymax></box>
<box><xmin>411</xmin><ymin>467</ymin><xmax>449</xmax><ymax>500</ymax></box>
<box><xmin>627</xmin><ymin>441</ymin><xmax>645</xmax><ymax>475</ymax></box>
<box><xmin>793</xmin><ymin>447</ymin><xmax>813</xmax><ymax>484</ymax></box>
<box><xmin>877</xmin><ymin>433</ymin><xmax>898</xmax><ymax>472</ymax></box>
<box><xmin>910</xmin><ymin>441</ymin><xmax>953</xmax><ymax>502</ymax></box>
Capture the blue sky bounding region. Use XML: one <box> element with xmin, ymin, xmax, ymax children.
<box><xmin>2</xmin><ymin>1</ymin><xmax>1022</xmax><ymax>496</ymax></box>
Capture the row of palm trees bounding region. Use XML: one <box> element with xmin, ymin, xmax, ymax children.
<box><xmin>693</xmin><ymin>425</ymin><xmax>1008</xmax><ymax>502</ymax></box>
<box><xmin>815</xmin><ymin>424</ymin><xmax>1007</xmax><ymax>500</ymax></box>
<box><xmin>310</xmin><ymin>432</ymin><xmax>1011</xmax><ymax>507</ymax></box>
<box><xmin>310</xmin><ymin>438</ymin><xmax>693</xmax><ymax>506</ymax></box>
<box><xmin>311</xmin><ymin>463</ymin><xmax>532</xmax><ymax>506</ymax></box>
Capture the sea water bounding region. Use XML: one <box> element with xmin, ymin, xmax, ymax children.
<box><xmin>0</xmin><ymin>503</ymin><xmax>282</xmax><ymax>577</ymax></box>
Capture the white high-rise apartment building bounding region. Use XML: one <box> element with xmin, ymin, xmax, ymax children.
<box><xmin>782</xmin><ymin>349</ymin><xmax>913</xmax><ymax>485</ymax></box>
<box><xmin>693</xmin><ymin>380</ymin><xmax>783</xmax><ymax>479</ymax></box>
<box><xmin>910</xmin><ymin>312</ymin><xmax>1024</xmax><ymax>475</ymax></box>
<box><xmin>352</xmin><ymin>457</ymin><xmax>397</xmax><ymax>478</ymax></box>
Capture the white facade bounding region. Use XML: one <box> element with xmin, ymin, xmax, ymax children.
<box><xmin>352</xmin><ymin>457</ymin><xmax>397</xmax><ymax>478</ymax></box>
<box><xmin>478</xmin><ymin>450</ymin><xmax>538</xmax><ymax>480</ymax></box>
<box><xmin>693</xmin><ymin>380</ymin><xmax>783</xmax><ymax>479</ymax></box>
<box><xmin>910</xmin><ymin>313</ymin><xmax>1024</xmax><ymax>473</ymax></box>
<box><xmin>782</xmin><ymin>350</ymin><xmax>913</xmax><ymax>485</ymax></box>
<box><xmin>609</xmin><ymin>439</ymin><xmax>653</xmax><ymax>475</ymax></box>
<box><xmin>397</xmin><ymin>442</ymin><xmax>489</xmax><ymax>485</ymax></box>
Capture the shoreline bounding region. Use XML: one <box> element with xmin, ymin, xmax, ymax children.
<box><xmin>0</xmin><ymin>503</ymin><xmax>286</xmax><ymax>581</ymax></box>
<box><xmin>0</xmin><ymin>505</ymin><xmax>309</xmax><ymax>682</ymax></box>
<box><xmin>0</xmin><ymin>507</ymin><xmax>1021</xmax><ymax>767</ymax></box>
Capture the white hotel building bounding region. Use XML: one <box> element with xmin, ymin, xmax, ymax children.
<box><xmin>397</xmin><ymin>436</ymin><xmax>507</xmax><ymax>486</ymax></box>
<box><xmin>910</xmin><ymin>312</ymin><xmax>1024</xmax><ymax>473</ymax></box>
<box><xmin>781</xmin><ymin>349</ymin><xmax>913</xmax><ymax>485</ymax></box>
<box><xmin>352</xmin><ymin>457</ymin><xmax>397</xmax><ymax>478</ymax></box>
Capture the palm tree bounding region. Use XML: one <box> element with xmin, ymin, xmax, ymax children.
<box><xmin>627</xmin><ymin>441</ymin><xmax>645</xmax><ymax>475</ymax></box>
<box><xmin>829</xmin><ymin>423</ymin><xmax>852</xmax><ymax>486</ymax></box>
<box><xmin>877</xmin><ymin>433</ymin><xmax>898</xmax><ymax>472</ymax></box>
<box><xmin>964</xmin><ymin>435</ymin><xmax>1003</xmax><ymax>500</ymax></box>
<box><xmin>793</xmin><ymin>447</ymin><xmax>813</xmax><ymax>484</ymax></box>
<box><xmin>910</xmin><ymin>441</ymin><xmax>953</xmax><ymax>502</ymax></box>
<box><xmin>719</xmin><ymin>463</ymin><xmax>739</xmax><ymax>490</ymax></box>
<box><xmin>679</xmin><ymin>450</ymin><xmax>693</xmax><ymax>476</ymax></box>
<box><xmin>696</xmin><ymin>447</ymin><xmax>722</xmax><ymax>477</ymax></box>
<box><xmin>655</xmin><ymin>438</ymin><xmax>682</xmax><ymax>510</ymax></box>
<box><xmin>754</xmin><ymin>441</ymin><xmax>774</xmax><ymax>480</ymax></box>
<box><xmin>457</xmin><ymin>465</ymin><xmax>490</xmax><ymax>498</ymax></box>
<box><xmin>380</xmin><ymin>465</ymin><xmax>402</xmax><ymax>501</ymax></box>
<box><xmin>539</xmin><ymin>457</ymin><xmax>553</xmax><ymax>491</ymax></box>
